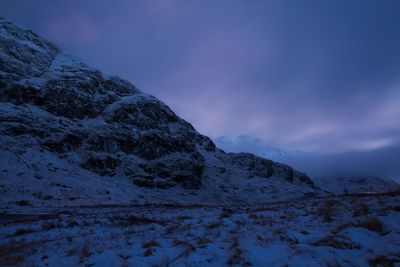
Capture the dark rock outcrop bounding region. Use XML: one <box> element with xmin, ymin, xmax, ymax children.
<box><xmin>229</xmin><ymin>153</ymin><xmax>274</xmax><ymax>178</ymax></box>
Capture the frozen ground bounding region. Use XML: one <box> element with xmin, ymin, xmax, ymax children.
<box><xmin>1</xmin><ymin>192</ymin><xmax>399</xmax><ymax>266</ymax></box>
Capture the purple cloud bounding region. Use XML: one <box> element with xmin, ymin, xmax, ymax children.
<box><xmin>1</xmin><ymin>1</ymin><xmax>399</xmax><ymax>169</ymax></box>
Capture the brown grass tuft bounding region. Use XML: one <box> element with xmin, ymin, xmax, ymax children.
<box><xmin>206</xmin><ymin>221</ymin><xmax>223</xmax><ymax>229</ymax></box>
<box><xmin>66</xmin><ymin>220</ymin><xmax>79</xmax><ymax>228</ymax></box>
<box><xmin>356</xmin><ymin>217</ymin><xmax>384</xmax><ymax>232</ymax></box>
<box><xmin>172</xmin><ymin>239</ymin><xmax>195</xmax><ymax>259</ymax></box>
<box><xmin>12</xmin><ymin>228</ymin><xmax>35</xmax><ymax>236</ymax></box>
<box><xmin>225</xmin><ymin>236</ymin><xmax>252</xmax><ymax>267</ymax></box>
<box><xmin>315</xmin><ymin>199</ymin><xmax>338</xmax><ymax>223</ymax></box>
<box><xmin>196</xmin><ymin>237</ymin><xmax>211</xmax><ymax>247</ymax></box>
<box><xmin>352</xmin><ymin>204</ymin><xmax>369</xmax><ymax>217</ymax></box>
<box><xmin>142</xmin><ymin>240</ymin><xmax>160</xmax><ymax>249</ymax></box>
<box><xmin>143</xmin><ymin>248</ymin><xmax>153</xmax><ymax>257</ymax></box>
<box><xmin>165</xmin><ymin>224</ymin><xmax>180</xmax><ymax>235</ymax></box>
<box><xmin>311</xmin><ymin>236</ymin><xmax>361</xmax><ymax>249</ymax></box>
<box><xmin>369</xmin><ymin>255</ymin><xmax>400</xmax><ymax>267</ymax></box>
<box><xmin>79</xmin><ymin>245</ymin><xmax>92</xmax><ymax>261</ymax></box>
<box><xmin>219</xmin><ymin>208</ymin><xmax>234</xmax><ymax>219</ymax></box>
<box><xmin>42</xmin><ymin>222</ymin><xmax>56</xmax><ymax>231</ymax></box>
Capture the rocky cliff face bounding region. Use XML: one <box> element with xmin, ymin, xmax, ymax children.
<box><xmin>0</xmin><ymin>17</ymin><xmax>316</xmax><ymax>209</ymax></box>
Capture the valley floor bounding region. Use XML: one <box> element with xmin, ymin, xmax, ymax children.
<box><xmin>1</xmin><ymin>192</ymin><xmax>400</xmax><ymax>267</ymax></box>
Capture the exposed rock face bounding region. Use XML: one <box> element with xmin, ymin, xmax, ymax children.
<box><xmin>0</xmin><ymin>17</ymin><xmax>315</xmax><ymax>207</ymax></box>
<box><xmin>229</xmin><ymin>153</ymin><xmax>275</xmax><ymax>178</ymax></box>
<box><xmin>228</xmin><ymin>152</ymin><xmax>314</xmax><ymax>186</ymax></box>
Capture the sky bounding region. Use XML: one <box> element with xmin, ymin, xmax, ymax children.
<box><xmin>1</xmin><ymin>1</ymin><xmax>399</xmax><ymax>168</ymax></box>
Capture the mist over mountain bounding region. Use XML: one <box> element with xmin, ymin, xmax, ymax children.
<box><xmin>215</xmin><ymin>135</ymin><xmax>400</xmax><ymax>182</ymax></box>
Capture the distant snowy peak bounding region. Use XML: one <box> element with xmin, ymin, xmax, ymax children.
<box><xmin>215</xmin><ymin>135</ymin><xmax>280</xmax><ymax>154</ymax></box>
<box><xmin>214</xmin><ymin>135</ymin><xmax>306</xmax><ymax>160</ymax></box>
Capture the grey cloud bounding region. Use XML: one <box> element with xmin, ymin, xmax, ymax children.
<box><xmin>1</xmin><ymin>0</ymin><xmax>399</xmax><ymax>157</ymax></box>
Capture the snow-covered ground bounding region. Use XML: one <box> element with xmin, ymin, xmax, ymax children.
<box><xmin>313</xmin><ymin>176</ymin><xmax>400</xmax><ymax>195</ymax></box>
<box><xmin>1</xmin><ymin>192</ymin><xmax>400</xmax><ymax>266</ymax></box>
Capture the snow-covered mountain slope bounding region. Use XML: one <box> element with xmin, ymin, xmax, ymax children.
<box><xmin>0</xmin><ymin>17</ymin><xmax>317</xmax><ymax>211</ymax></box>
<box><xmin>313</xmin><ymin>176</ymin><xmax>400</xmax><ymax>195</ymax></box>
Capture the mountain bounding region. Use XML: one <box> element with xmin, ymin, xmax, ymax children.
<box><xmin>214</xmin><ymin>135</ymin><xmax>302</xmax><ymax>160</ymax></box>
<box><xmin>214</xmin><ymin>135</ymin><xmax>311</xmax><ymax>171</ymax></box>
<box><xmin>2</xmin><ymin>18</ymin><xmax>400</xmax><ymax>267</ymax></box>
<box><xmin>313</xmin><ymin>176</ymin><xmax>400</xmax><ymax>195</ymax></box>
<box><xmin>215</xmin><ymin>135</ymin><xmax>400</xmax><ymax>192</ymax></box>
<box><xmin>0</xmin><ymin>18</ymin><xmax>317</xmax><ymax>211</ymax></box>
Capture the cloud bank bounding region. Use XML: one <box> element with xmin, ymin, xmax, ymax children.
<box><xmin>1</xmin><ymin>1</ymin><xmax>399</xmax><ymax>176</ymax></box>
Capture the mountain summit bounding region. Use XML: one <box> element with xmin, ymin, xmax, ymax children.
<box><xmin>0</xmin><ymin>17</ymin><xmax>315</xmax><ymax>209</ymax></box>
